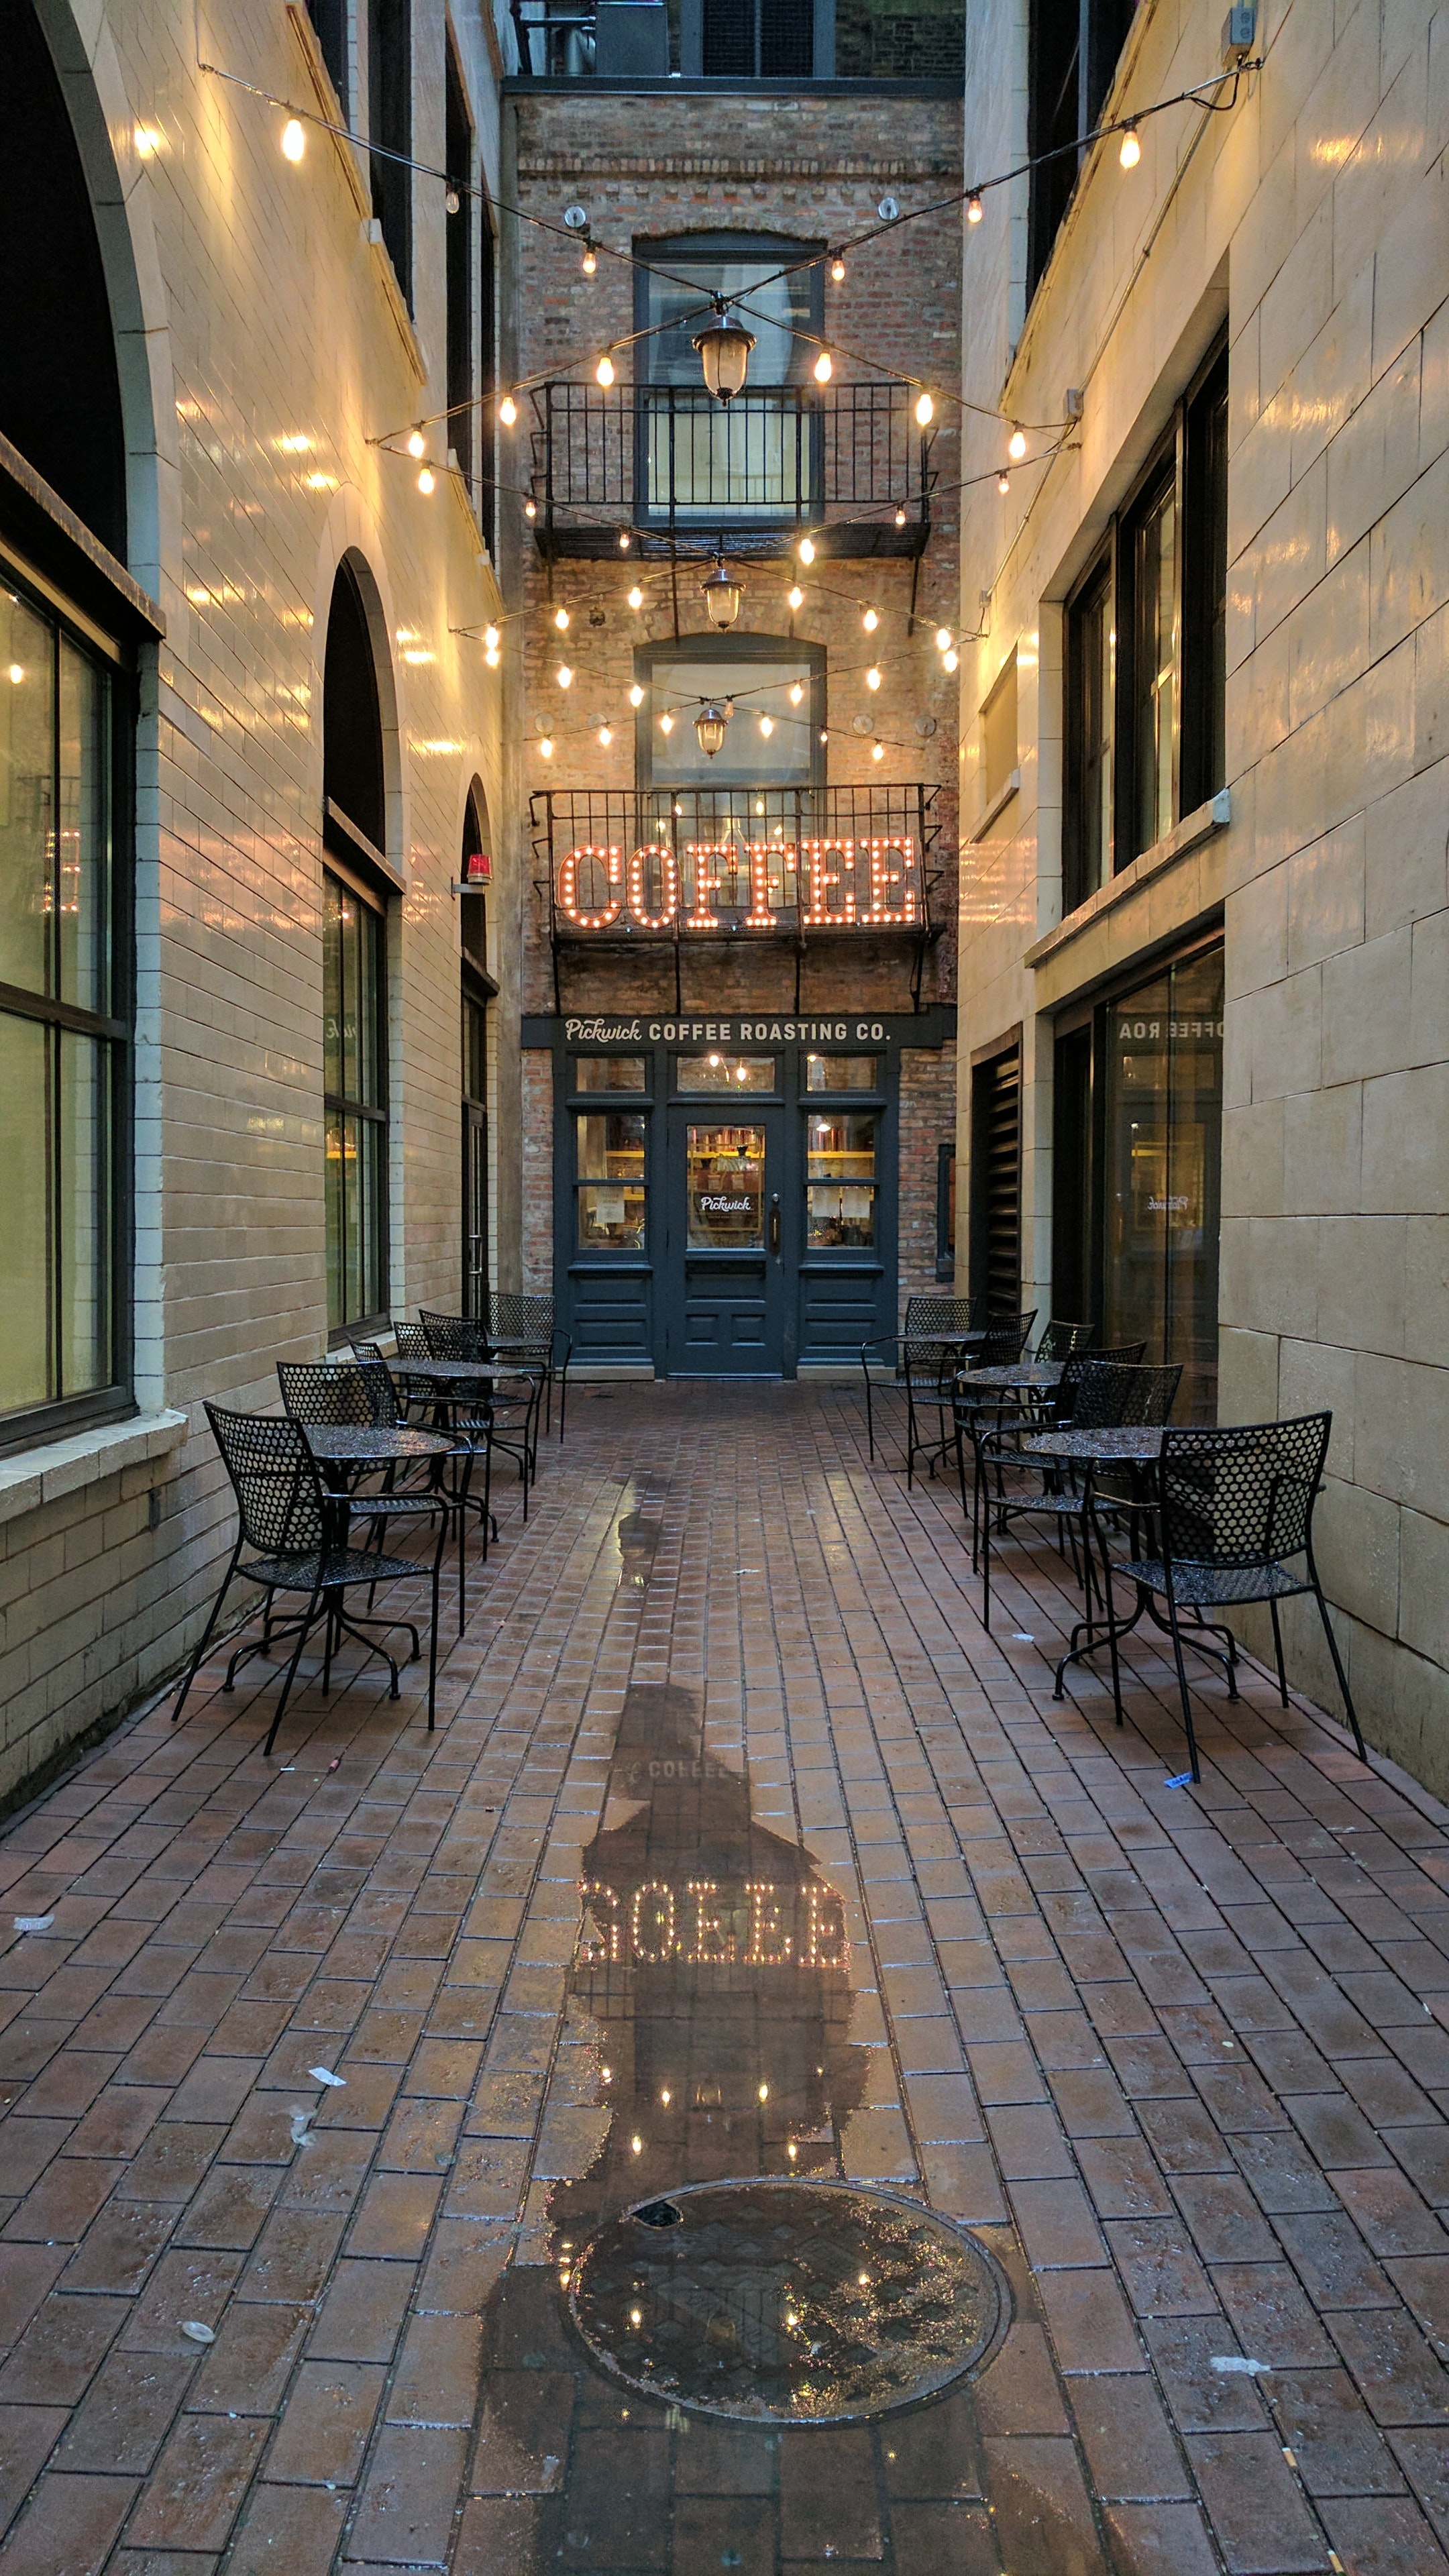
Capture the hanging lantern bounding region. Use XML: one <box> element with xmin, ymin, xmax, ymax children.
<box><xmin>692</xmin><ymin>303</ymin><xmax>756</xmax><ymax>405</ymax></box>
<box><xmin>700</xmin><ymin>557</ymin><xmax>745</xmax><ymax>631</ymax></box>
<box><xmin>694</xmin><ymin>701</ymin><xmax>730</xmax><ymax>759</ymax></box>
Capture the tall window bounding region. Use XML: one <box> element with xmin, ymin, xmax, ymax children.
<box><xmin>445</xmin><ymin>42</ymin><xmax>473</xmax><ymax>492</ymax></box>
<box><xmin>1028</xmin><ymin>0</ymin><xmax>1137</xmax><ymax>301</ymax></box>
<box><xmin>479</xmin><ymin>191</ymin><xmax>498</xmax><ymax>559</ymax></box>
<box><xmin>307</xmin><ymin>0</ymin><xmax>349</xmax><ymax>108</ymax></box>
<box><xmin>1063</xmin><ymin>340</ymin><xmax>1228</xmax><ymax>911</ymax></box>
<box><xmin>323</xmin><ymin>875</ymin><xmax>387</xmax><ymax>1330</ymax></box>
<box><xmin>636</xmin><ymin>233</ymin><xmax>820</xmax><ymax>523</ymax></box>
<box><xmin>701</xmin><ymin>0</ymin><xmax>813</xmax><ymax>77</ymax></box>
<box><xmin>1</xmin><ymin>572</ymin><xmax>125</xmax><ymax>1446</ymax></box>
<box><xmin>369</xmin><ymin>0</ymin><xmax>411</xmax><ymax>304</ymax></box>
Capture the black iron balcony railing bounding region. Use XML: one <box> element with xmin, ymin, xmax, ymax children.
<box><xmin>535</xmin><ymin>785</ymin><xmax>941</xmax><ymax>941</ymax></box>
<box><xmin>528</xmin><ymin>383</ymin><xmax>932</xmax><ymax>558</ymax></box>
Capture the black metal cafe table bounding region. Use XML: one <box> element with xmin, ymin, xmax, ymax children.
<box><xmin>301</xmin><ymin>1424</ymin><xmax>453</xmax><ymax>1688</ymax></box>
<box><xmin>1019</xmin><ymin>1426</ymin><xmax>1167</xmax><ymax>1716</ymax></box>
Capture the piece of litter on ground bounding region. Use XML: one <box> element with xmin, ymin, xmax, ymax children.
<box><xmin>309</xmin><ymin>2065</ymin><xmax>346</xmax><ymax>2088</ymax></box>
<box><xmin>280</xmin><ymin>1766</ymin><xmax>296</xmax><ymax>1772</ymax></box>
<box><xmin>1210</xmin><ymin>2355</ymin><xmax>1270</xmax><ymax>2375</ymax></box>
<box><xmin>1165</xmin><ymin>1771</ymin><xmax>1194</xmax><ymax>1788</ymax></box>
<box><xmin>12</xmin><ymin>1915</ymin><xmax>54</xmax><ymax>1932</ymax></box>
<box><xmin>1012</xmin><ymin>1632</ymin><xmax>1034</xmax><ymax>1642</ymax></box>
<box><xmin>290</xmin><ymin>2110</ymin><xmax>315</xmax><ymax>2145</ymax></box>
<box><xmin>181</xmin><ymin>2320</ymin><xmax>216</xmax><ymax>2344</ymax></box>
<box><xmin>327</xmin><ymin>1758</ymin><xmax>341</xmax><ymax>1772</ymax></box>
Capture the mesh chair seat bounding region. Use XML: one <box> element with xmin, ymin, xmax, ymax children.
<box><xmin>1118</xmin><ymin>1555</ymin><xmax>1307</xmax><ymax>1606</ymax></box>
<box><xmin>241</xmin><ymin>1544</ymin><xmax>420</xmax><ymax>1591</ymax></box>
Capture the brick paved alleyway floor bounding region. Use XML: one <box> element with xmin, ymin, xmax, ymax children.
<box><xmin>1</xmin><ymin>1384</ymin><xmax>1448</xmax><ymax>2576</ymax></box>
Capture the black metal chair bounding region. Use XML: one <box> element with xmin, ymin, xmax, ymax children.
<box><xmin>488</xmin><ymin>1291</ymin><xmax>572</xmax><ymax>1442</ymax></box>
<box><xmin>419</xmin><ymin>1309</ymin><xmax>542</xmax><ymax>1513</ymax></box>
<box><xmin>860</xmin><ymin>1294</ymin><xmax>984</xmax><ymax>1467</ymax></box>
<box><xmin>969</xmin><ymin>1354</ymin><xmax>1173</xmax><ymax>1634</ymax></box>
<box><xmin>1112</xmin><ymin>1413</ymin><xmax>1368</xmax><ymax>1782</ymax></box>
<box><xmin>961</xmin><ymin>1340</ymin><xmax>1147</xmax><ymax>1560</ymax></box>
<box><xmin>931</xmin><ymin>1310</ymin><xmax>1038</xmax><ymax>1491</ymax></box>
<box><xmin>170</xmin><ymin>1405</ymin><xmax>444</xmax><ymax>1753</ymax></box>
<box><xmin>1036</xmin><ymin>1319</ymin><xmax>1099</xmax><ymax>1364</ymax></box>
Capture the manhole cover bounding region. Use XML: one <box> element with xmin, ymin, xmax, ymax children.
<box><xmin>566</xmin><ymin>2180</ymin><xmax>1008</xmax><ymax>2422</ymax></box>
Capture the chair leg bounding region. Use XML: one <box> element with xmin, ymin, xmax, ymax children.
<box><xmin>1269</xmin><ymin>1599</ymin><xmax>1289</xmax><ymax>1708</ymax></box>
<box><xmin>427</xmin><ymin>1527</ymin><xmax>443</xmax><ymax>1730</ymax></box>
<box><xmin>1307</xmin><ymin>1568</ymin><xmax>1368</xmax><ymax>1762</ymax></box>
<box><xmin>1163</xmin><ymin>1581</ymin><xmax>1201</xmax><ymax>1784</ymax></box>
<box><xmin>1091</xmin><ymin>1503</ymin><xmax>1124</xmax><ymax>1729</ymax></box>
<box><xmin>321</xmin><ymin>1605</ymin><xmax>335</xmax><ymax>1697</ymax></box>
<box><xmin>863</xmin><ymin>1367</ymin><xmax>874</xmax><ymax>1462</ymax></box>
<box><xmin>263</xmin><ymin>1581</ymin><xmax>325</xmax><ymax>1758</ymax></box>
<box><xmin>171</xmin><ymin>1549</ymin><xmax>241</xmax><ymax>1727</ymax></box>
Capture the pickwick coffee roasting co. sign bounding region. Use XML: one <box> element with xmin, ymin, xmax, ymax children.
<box><xmin>561</xmin><ymin>1015</ymin><xmax>899</xmax><ymax>1044</ymax></box>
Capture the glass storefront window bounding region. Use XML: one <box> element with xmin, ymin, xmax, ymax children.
<box><xmin>1099</xmin><ymin>945</ymin><xmax>1224</xmax><ymax>1419</ymax></box>
<box><xmin>804</xmin><ymin>1054</ymin><xmax>877</xmax><ymax>1091</ymax></box>
<box><xmin>323</xmin><ymin>872</ymin><xmax>388</xmax><ymax>1331</ymax></box>
<box><xmin>806</xmin><ymin>1111</ymin><xmax>877</xmax><ymax>1248</ymax></box>
<box><xmin>577</xmin><ymin>1111</ymin><xmax>647</xmax><ymax>1248</ymax></box>
<box><xmin>574</xmin><ymin>1055</ymin><xmax>647</xmax><ymax>1092</ymax></box>
<box><xmin>686</xmin><ymin>1124</ymin><xmax>765</xmax><ymax>1246</ymax></box>
<box><xmin>676</xmin><ymin>1053</ymin><xmax>775</xmax><ymax>1094</ymax></box>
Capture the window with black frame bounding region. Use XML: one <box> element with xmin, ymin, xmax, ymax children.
<box><xmin>1063</xmin><ymin>341</ymin><xmax>1228</xmax><ymax>913</ymax></box>
<box><xmin>1027</xmin><ymin>0</ymin><xmax>1137</xmax><ymax>302</ymax></box>
<box><xmin>323</xmin><ymin>872</ymin><xmax>388</xmax><ymax>1331</ymax></box>
<box><xmin>0</xmin><ymin>571</ymin><xmax>126</xmax><ymax>1447</ymax></box>
<box><xmin>636</xmin><ymin>234</ymin><xmax>820</xmax><ymax>523</ymax></box>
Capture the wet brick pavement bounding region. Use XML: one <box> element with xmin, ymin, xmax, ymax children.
<box><xmin>0</xmin><ymin>1383</ymin><xmax>1447</xmax><ymax>2575</ymax></box>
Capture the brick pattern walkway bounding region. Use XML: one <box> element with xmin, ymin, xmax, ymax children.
<box><xmin>0</xmin><ymin>1385</ymin><xmax>1446</xmax><ymax>2576</ymax></box>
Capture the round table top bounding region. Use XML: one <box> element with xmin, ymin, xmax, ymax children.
<box><xmin>958</xmin><ymin>1361</ymin><xmax>1063</xmax><ymax>1390</ymax></box>
<box><xmin>1022</xmin><ymin>1425</ymin><xmax>1166</xmax><ymax>1464</ymax></box>
<box><xmin>395</xmin><ymin>1356</ymin><xmax>533</xmax><ymax>1385</ymax></box>
<box><xmin>303</xmin><ymin>1424</ymin><xmax>453</xmax><ymax>1462</ymax></box>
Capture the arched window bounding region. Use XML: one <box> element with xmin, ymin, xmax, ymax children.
<box><xmin>321</xmin><ymin>564</ymin><xmax>390</xmax><ymax>1334</ymax></box>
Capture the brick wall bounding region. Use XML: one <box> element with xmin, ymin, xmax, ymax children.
<box><xmin>898</xmin><ymin>1039</ymin><xmax>956</xmax><ymax>1324</ymax></box>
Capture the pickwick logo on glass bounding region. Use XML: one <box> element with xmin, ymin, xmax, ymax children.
<box><xmin>555</xmin><ymin>836</ymin><xmax>920</xmax><ymax>931</ymax></box>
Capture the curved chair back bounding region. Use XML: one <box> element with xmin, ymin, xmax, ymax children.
<box><xmin>1058</xmin><ymin>1340</ymin><xmax>1145</xmax><ymax>1421</ymax></box>
<box><xmin>346</xmin><ymin>1343</ymin><xmax>402</xmax><ymax>1426</ymax></box>
<box><xmin>903</xmin><ymin>1294</ymin><xmax>981</xmax><ymax>1341</ymax></box>
<box><xmin>973</xmin><ymin>1309</ymin><xmax>1038</xmax><ymax>1368</ymax></box>
<box><xmin>419</xmin><ymin>1309</ymin><xmax>488</xmax><ymax>1362</ymax></box>
<box><xmin>488</xmin><ymin>1291</ymin><xmax>554</xmax><ymax>1358</ymax></box>
<box><xmin>1159</xmin><ymin>1414</ymin><xmax>1332</xmax><ymax>1569</ymax></box>
<box><xmin>393</xmin><ymin>1322</ymin><xmax>431</xmax><ymax>1359</ymax></box>
<box><xmin>1071</xmin><ymin>1358</ymin><xmax>1181</xmax><ymax>1430</ymax></box>
<box><xmin>278</xmin><ymin>1362</ymin><xmax>374</xmax><ymax>1428</ymax></box>
<box><xmin>207</xmin><ymin>1404</ymin><xmax>325</xmax><ymax>1559</ymax></box>
<box><xmin>1036</xmin><ymin>1319</ymin><xmax>1098</xmax><ymax>1364</ymax></box>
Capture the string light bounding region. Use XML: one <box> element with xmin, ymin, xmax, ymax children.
<box><xmin>582</xmin><ymin>245</ymin><xmax>597</xmax><ymax>276</ymax></box>
<box><xmin>935</xmin><ymin>627</ymin><xmax>952</xmax><ymax>651</ymax></box>
<box><xmin>557</xmin><ymin>663</ymin><xmax>572</xmax><ymax>686</ymax></box>
<box><xmin>659</xmin><ymin>710</ymin><xmax>674</xmax><ymax>733</ymax></box>
<box><xmin>499</xmin><ymin>396</ymin><xmax>517</xmax><ymax>426</ymax></box>
<box><xmin>627</xmin><ymin>586</ymin><xmax>644</xmax><ymax>611</ymax></box>
<box><xmin>629</xmin><ymin>682</ymin><xmax>645</xmax><ymax>706</ymax></box>
<box><xmin>1008</xmin><ymin>425</ymin><xmax>1027</xmax><ymax>460</ymax></box>
<box><xmin>596</xmin><ymin>353</ymin><xmax>616</xmax><ymax>386</ymax></box>
<box><xmin>865</xmin><ymin>667</ymin><xmax>881</xmax><ymax>690</ymax></box>
<box><xmin>943</xmin><ymin>647</ymin><xmax>959</xmax><ymax>672</ymax></box>
<box><xmin>445</xmin><ymin>188</ymin><xmax>460</xmax><ymax>215</ymax></box>
<box><xmin>598</xmin><ymin>724</ymin><xmax>612</xmax><ymax>746</ymax></box>
<box><xmin>998</xmin><ymin>469</ymin><xmax>1011</xmax><ymax>494</ymax></box>
<box><xmin>539</xmin><ymin>735</ymin><xmax>553</xmax><ymax>757</ymax></box>
<box><xmin>967</xmin><ymin>190</ymin><xmax>983</xmax><ymax>223</ymax></box>
<box><xmin>417</xmin><ymin>468</ymin><xmax>435</xmax><ymax>494</ymax></box>
<box><xmin>759</xmin><ymin>714</ymin><xmax>773</xmax><ymax>736</ymax></box>
<box><xmin>280</xmin><ymin>117</ymin><xmax>305</xmax><ymax>162</ymax></box>
<box><xmin>798</xmin><ymin>537</ymin><xmax>816</xmax><ymax>564</ymax></box>
<box><xmin>871</xmin><ymin>739</ymin><xmax>885</xmax><ymax>761</ymax></box>
<box><xmin>618</xmin><ymin>529</ymin><xmax>631</xmax><ymax>551</ymax></box>
<box><xmin>812</xmin><ymin>350</ymin><xmax>833</xmax><ymax>383</ymax></box>
<box><xmin>484</xmin><ymin>626</ymin><xmax>500</xmax><ymax>651</ymax></box>
<box><xmin>829</xmin><ymin>254</ymin><xmax>846</xmax><ymax>282</ymax></box>
<box><xmin>524</xmin><ymin>497</ymin><xmax>537</xmax><ymax>519</ymax></box>
<box><xmin>484</xmin><ymin>645</ymin><xmax>500</xmax><ymax>667</ymax></box>
<box><xmin>406</xmin><ymin>429</ymin><xmax>425</xmax><ymax>458</ymax></box>
<box><xmin>1120</xmin><ymin>121</ymin><xmax>1140</xmax><ymax>166</ymax></box>
<box><xmin>554</xmin><ymin>606</ymin><xmax>570</xmax><ymax>630</ymax></box>
<box><xmin>789</xmin><ymin>681</ymin><xmax>804</xmax><ymax>704</ymax></box>
<box><xmin>788</xmin><ymin>584</ymin><xmax>804</xmax><ymax>610</ymax></box>
<box><xmin>915</xmin><ymin>391</ymin><xmax>934</xmax><ymax>426</ymax></box>
<box><xmin>894</xmin><ymin>505</ymin><xmax>907</xmax><ymax>527</ymax></box>
<box><xmin>863</xmin><ymin>608</ymin><xmax>879</xmax><ymax>632</ymax></box>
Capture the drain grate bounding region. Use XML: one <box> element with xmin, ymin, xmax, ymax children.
<box><xmin>566</xmin><ymin>2180</ymin><xmax>1008</xmax><ymax>2422</ymax></box>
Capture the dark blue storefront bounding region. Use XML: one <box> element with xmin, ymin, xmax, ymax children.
<box><xmin>523</xmin><ymin>1005</ymin><xmax>955</xmax><ymax>1378</ymax></box>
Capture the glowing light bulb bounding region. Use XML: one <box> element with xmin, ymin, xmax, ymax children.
<box><xmin>786</xmin><ymin>2308</ymin><xmax>798</xmax><ymax>2327</ymax></box>
<box><xmin>660</xmin><ymin>2088</ymin><xmax>671</xmax><ymax>2104</ymax></box>
<box><xmin>830</xmin><ymin>254</ymin><xmax>846</xmax><ymax>282</ymax></box>
<box><xmin>557</xmin><ymin>664</ymin><xmax>572</xmax><ymax>687</ymax></box>
<box><xmin>788</xmin><ymin>585</ymin><xmax>804</xmax><ymax>610</ymax></box>
<box><xmin>813</xmin><ymin>350</ymin><xmax>833</xmax><ymax>384</ymax></box>
<box><xmin>1008</xmin><ymin>425</ymin><xmax>1027</xmax><ymax>461</ymax></box>
<box><xmin>629</xmin><ymin>2306</ymin><xmax>642</xmax><ymax>2324</ymax></box>
<box><xmin>894</xmin><ymin>504</ymin><xmax>907</xmax><ymax>527</ymax></box>
<box><xmin>863</xmin><ymin>608</ymin><xmax>879</xmax><ymax>632</ymax></box>
<box><xmin>417</xmin><ymin>468</ymin><xmax>435</xmax><ymax>494</ymax></box>
<box><xmin>943</xmin><ymin>647</ymin><xmax>959</xmax><ymax>672</ymax></box>
<box><xmin>524</xmin><ymin>498</ymin><xmax>537</xmax><ymax>519</ymax></box>
<box><xmin>759</xmin><ymin>2083</ymin><xmax>769</xmax><ymax>2101</ymax></box>
<box><xmin>998</xmin><ymin>470</ymin><xmax>1011</xmax><ymax>495</ymax></box>
<box><xmin>967</xmin><ymin>190</ymin><xmax>983</xmax><ymax>223</ymax></box>
<box><xmin>554</xmin><ymin>606</ymin><xmax>570</xmax><ymax>631</ymax></box>
<box><xmin>629</xmin><ymin>683</ymin><xmax>644</xmax><ymax>706</ymax></box>
<box><xmin>818</xmin><ymin>729</ymin><xmax>829</xmax><ymax>744</ymax></box>
<box><xmin>281</xmin><ymin>117</ymin><xmax>306</xmax><ymax>163</ymax></box>
<box><xmin>628</xmin><ymin>586</ymin><xmax>643</xmax><ymax>609</ymax></box>
<box><xmin>499</xmin><ymin>395</ymin><xmax>518</xmax><ymax>427</ymax></box>
<box><xmin>915</xmin><ymin>390</ymin><xmax>934</xmax><ymax>426</ymax></box>
<box><xmin>539</xmin><ymin>735</ymin><xmax>553</xmax><ymax>757</ymax></box>
<box><xmin>659</xmin><ymin>710</ymin><xmax>674</xmax><ymax>733</ymax></box>
<box><xmin>759</xmin><ymin>714</ymin><xmax>773</xmax><ymax>737</ymax></box>
<box><xmin>871</xmin><ymin>739</ymin><xmax>884</xmax><ymax>761</ymax></box>
<box><xmin>407</xmin><ymin>429</ymin><xmax>425</xmax><ymax>458</ymax></box>
<box><xmin>1120</xmin><ymin>121</ymin><xmax>1140</xmax><ymax>168</ymax></box>
<box><xmin>798</xmin><ymin>536</ymin><xmax>816</xmax><ymax>564</ymax></box>
<box><xmin>596</xmin><ymin>353</ymin><xmax>615</xmax><ymax>386</ymax></box>
<box><xmin>445</xmin><ymin>189</ymin><xmax>461</xmax><ymax>216</ymax></box>
<box><xmin>598</xmin><ymin>724</ymin><xmax>612</xmax><ymax>746</ymax></box>
<box><xmin>484</xmin><ymin>647</ymin><xmax>500</xmax><ymax>668</ymax></box>
<box><xmin>582</xmin><ymin>246</ymin><xmax>597</xmax><ymax>276</ymax></box>
<box><xmin>618</xmin><ymin>529</ymin><xmax>631</xmax><ymax>551</ymax></box>
<box><xmin>484</xmin><ymin>626</ymin><xmax>500</xmax><ymax>651</ymax></box>
<box><xmin>7</xmin><ymin>665</ymin><xmax>23</xmax><ymax>685</ymax></box>
<box><xmin>631</xmin><ymin>2135</ymin><xmax>643</xmax><ymax>2155</ymax></box>
<box><xmin>789</xmin><ymin>681</ymin><xmax>804</xmax><ymax>704</ymax></box>
<box><xmin>787</xmin><ymin>2141</ymin><xmax>798</xmax><ymax>2160</ymax></box>
<box><xmin>865</xmin><ymin>667</ymin><xmax>881</xmax><ymax>691</ymax></box>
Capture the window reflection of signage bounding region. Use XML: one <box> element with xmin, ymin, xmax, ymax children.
<box><xmin>577</xmin><ymin>1877</ymin><xmax>848</xmax><ymax>1970</ymax></box>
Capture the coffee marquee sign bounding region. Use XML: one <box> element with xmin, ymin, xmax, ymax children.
<box><xmin>555</xmin><ymin>835</ymin><xmax>921</xmax><ymax>932</ymax></box>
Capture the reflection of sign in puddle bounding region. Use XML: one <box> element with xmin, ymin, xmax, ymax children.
<box><xmin>568</xmin><ymin>2180</ymin><xmax>1008</xmax><ymax>2421</ymax></box>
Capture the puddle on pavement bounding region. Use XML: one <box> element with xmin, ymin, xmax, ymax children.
<box><xmin>468</xmin><ymin>1509</ymin><xmax>1113</xmax><ymax>2573</ymax></box>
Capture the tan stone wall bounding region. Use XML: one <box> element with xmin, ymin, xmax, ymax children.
<box><xmin>956</xmin><ymin>0</ymin><xmax>1449</xmax><ymax>1791</ymax></box>
<box><xmin>0</xmin><ymin>0</ymin><xmax>514</xmax><ymax>1807</ymax></box>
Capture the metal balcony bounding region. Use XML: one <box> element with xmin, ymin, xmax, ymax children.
<box><xmin>527</xmin><ymin>383</ymin><xmax>933</xmax><ymax>559</ymax></box>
